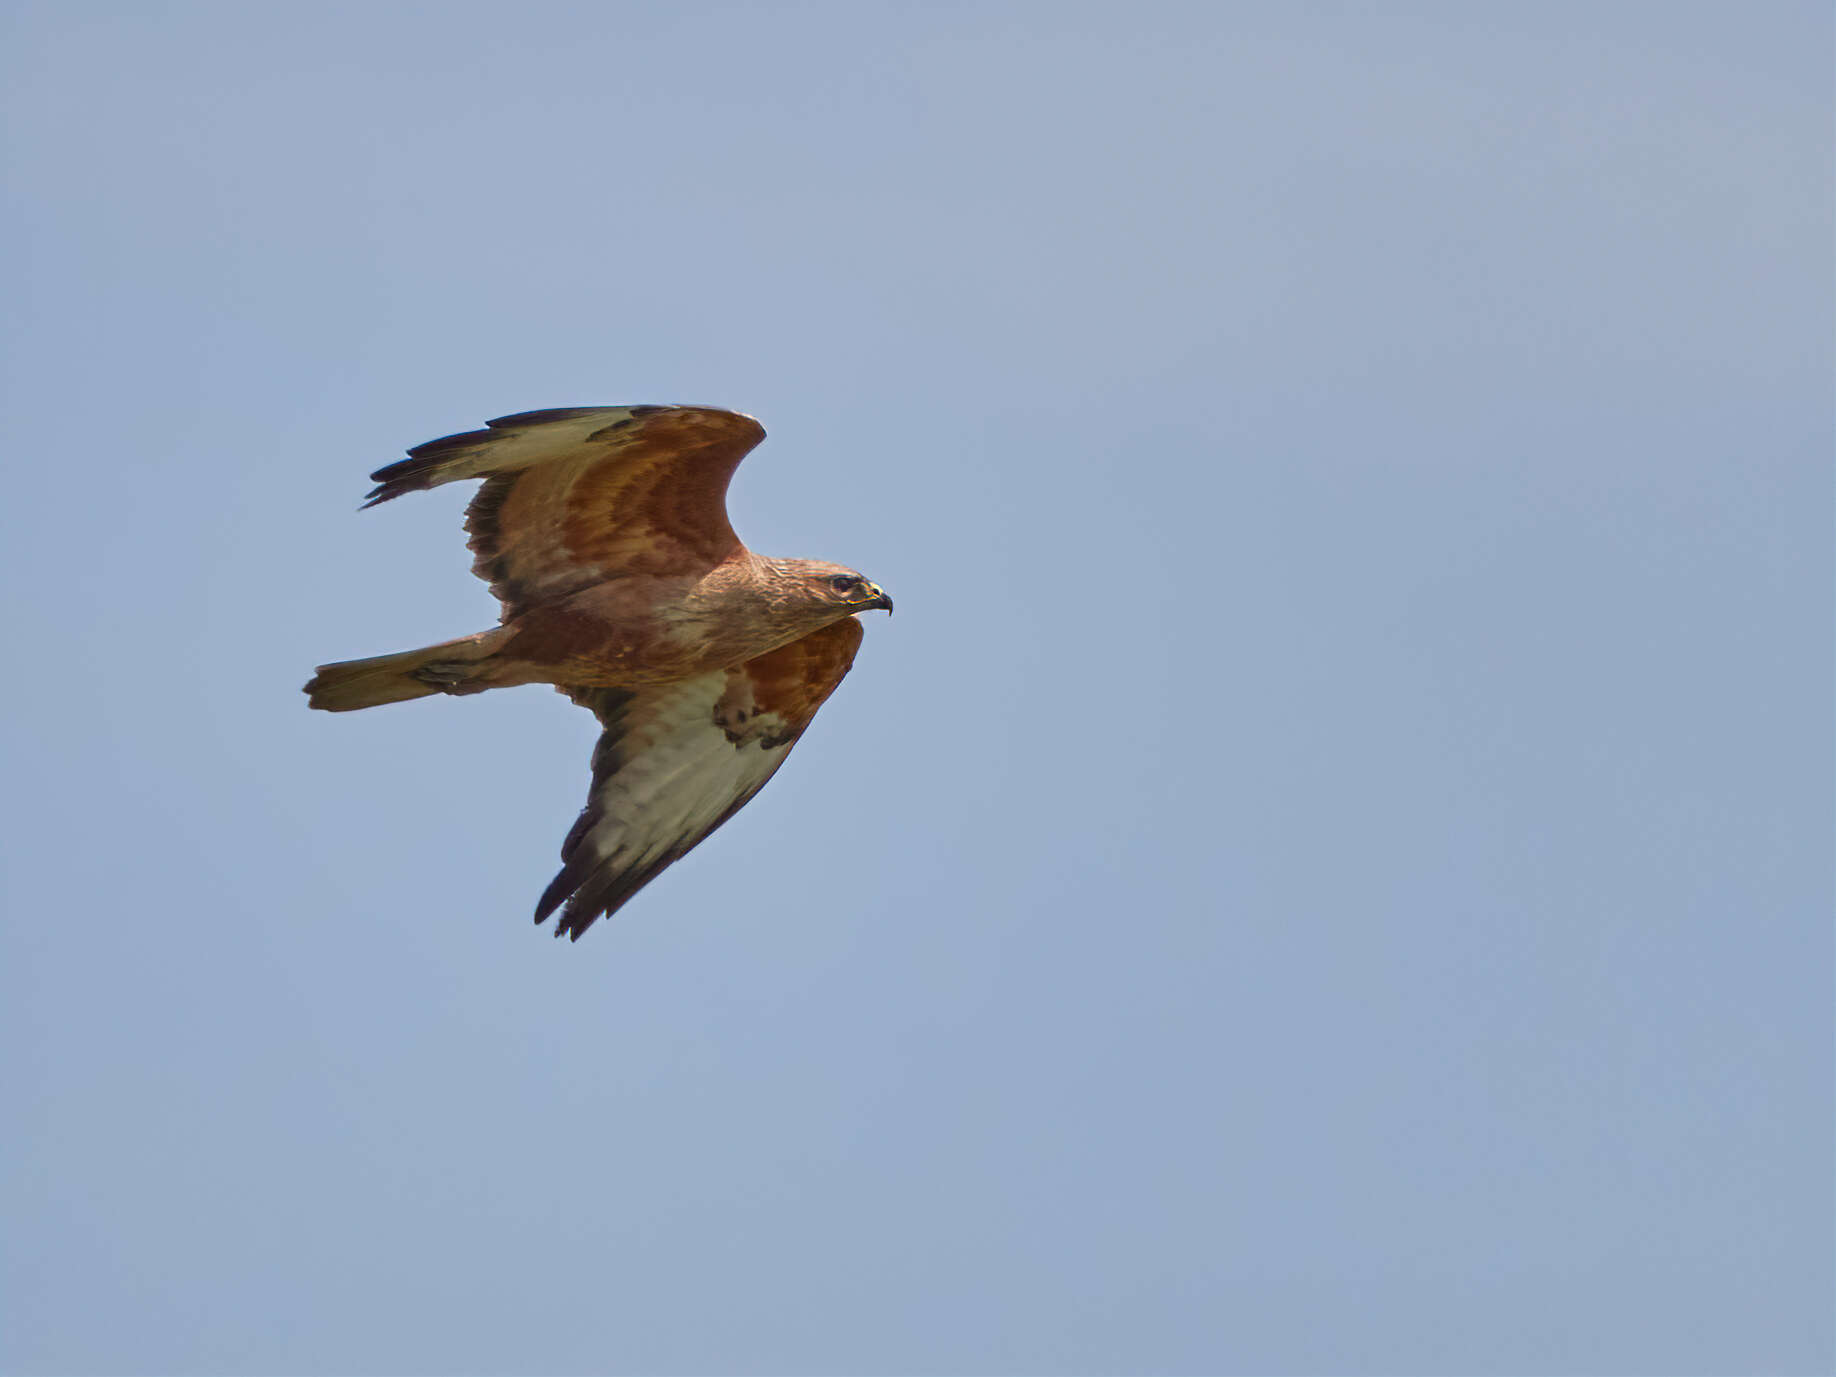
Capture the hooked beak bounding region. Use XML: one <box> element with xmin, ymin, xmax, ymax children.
<box><xmin>863</xmin><ymin>583</ymin><xmax>893</xmax><ymax>615</ymax></box>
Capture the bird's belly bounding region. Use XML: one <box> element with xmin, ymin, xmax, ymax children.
<box><xmin>496</xmin><ymin>602</ymin><xmax>777</xmax><ymax>687</ymax></box>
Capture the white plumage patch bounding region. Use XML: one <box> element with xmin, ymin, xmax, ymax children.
<box><xmin>536</xmin><ymin>670</ymin><xmax>799</xmax><ymax>939</ymax></box>
<box><xmin>365</xmin><ymin>407</ymin><xmax>661</xmax><ymax>502</ymax></box>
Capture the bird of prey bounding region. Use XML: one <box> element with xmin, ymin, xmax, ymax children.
<box><xmin>304</xmin><ymin>405</ymin><xmax>891</xmax><ymax>941</ymax></box>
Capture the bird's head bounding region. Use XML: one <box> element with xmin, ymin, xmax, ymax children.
<box><xmin>803</xmin><ymin>562</ymin><xmax>893</xmax><ymax>617</ymax></box>
<box><xmin>763</xmin><ymin>558</ymin><xmax>893</xmax><ymax>625</ymax></box>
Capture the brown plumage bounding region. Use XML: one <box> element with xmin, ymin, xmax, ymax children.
<box><xmin>305</xmin><ymin>405</ymin><xmax>891</xmax><ymax>940</ymax></box>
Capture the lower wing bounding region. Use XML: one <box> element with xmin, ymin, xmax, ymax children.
<box><xmin>537</xmin><ymin>617</ymin><xmax>866</xmax><ymax>941</ymax></box>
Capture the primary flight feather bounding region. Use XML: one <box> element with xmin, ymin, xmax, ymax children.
<box><xmin>304</xmin><ymin>405</ymin><xmax>891</xmax><ymax>941</ymax></box>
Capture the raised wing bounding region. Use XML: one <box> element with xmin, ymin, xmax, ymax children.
<box><xmin>363</xmin><ymin>405</ymin><xmax>767</xmax><ymax>612</ymax></box>
<box><xmin>537</xmin><ymin>616</ymin><xmax>866</xmax><ymax>941</ymax></box>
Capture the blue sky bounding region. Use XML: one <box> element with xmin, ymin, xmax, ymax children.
<box><xmin>3</xmin><ymin>2</ymin><xmax>1829</xmax><ymax>1373</ymax></box>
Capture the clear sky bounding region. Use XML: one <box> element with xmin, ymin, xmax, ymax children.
<box><xmin>3</xmin><ymin>2</ymin><xmax>1829</xmax><ymax>1373</ymax></box>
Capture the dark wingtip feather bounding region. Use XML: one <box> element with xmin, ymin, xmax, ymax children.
<box><xmin>362</xmin><ymin>452</ymin><xmax>454</xmax><ymax>506</ymax></box>
<box><xmin>534</xmin><ymin>867</ymin><xmax>576</xmax><ymax>926</ymax></box>
<box><xmin>534</xmin><ymin>852</ymin><xmax>682</xmax><ymax>944</ymax></box>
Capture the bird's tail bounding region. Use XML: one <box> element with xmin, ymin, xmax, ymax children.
<box><xmin>304</xmin><ymin>630</ymin><xmax>509</xmax><ymax>712</ymax></box>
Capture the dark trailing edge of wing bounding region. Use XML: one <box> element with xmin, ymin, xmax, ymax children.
<box><xmin>463</xmin><ymin>475</ymin><xmax>517</xmax><ymax>600</ymax></box>
<box><xmin>533</xmin><ymin>687</ymin><xmax>636</xmax><ymax>939</ymax></box>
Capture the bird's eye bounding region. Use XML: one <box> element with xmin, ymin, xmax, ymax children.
<box><xmin>830</xmin><ymin>575</ymin><xmax>861</xmax><ymax>594</ymax></box>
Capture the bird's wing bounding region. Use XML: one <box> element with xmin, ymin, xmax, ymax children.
<box><xmin>362</xmin><ymin>405</ymin><xmax>767</xmax><ymax>612</ymax></box>
<box><xmin>537</xmin><ymin>616</ymin><xmax>866</xmax><ymax>941</ymax></box>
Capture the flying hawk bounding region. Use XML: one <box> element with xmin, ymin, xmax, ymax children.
<box><xmin>304</xmin><ymin>405</ymin><xmax>891</xmax><ymax>941</ymax></box>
